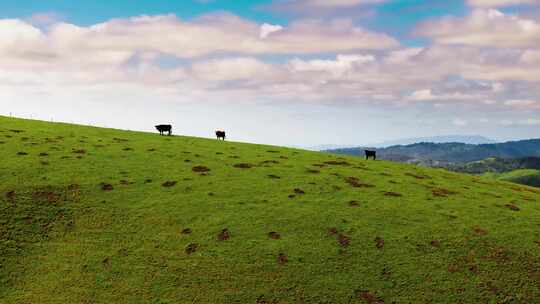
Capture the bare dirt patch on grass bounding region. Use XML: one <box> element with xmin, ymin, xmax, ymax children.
<box><xmin>217</xmin><ymin>228</ymin><xmax>230</xmax><ymax>241</ymax></box>
<box><xmin>349</xmin><ymin>201</ymin><xmax>360</xmax><ymax>207</ymax></box>
<box><xmin>185</xmin><ymin>243</ymin><xmax>199</xmax><ymax>254</ymax></box>
<box><xmin>504</xmin><ymin>204</ymin><xmax>520</xmax><ymax>211</ymax></box>
<box><xmin>383</xmin><ymin>191</ymin><xmax>402</xmax><ymax>197</ymax></box>
<box><xmin>405</xmin><ymin>173</ymin><xmax>430</xmax><ymax>180</ymax></box>
<box><xmin>473</xmin><ymin>227</ymin><xmax>488</xmax><ymax>236</ymax></box>
<box><xmin>192</xmin><ymin>166</ymin><xmax>210</xmax><ymax>173</ymax></box>
<box><xmin>293</xmin><ymin>188</ymin><xmax>305</xmax><ymax>195</ymax></box>
<box><xmin>268</xmin><ymin>232</ymin><xmax>281</xmax><ymax>239</ymax></box>
<box><xmin>277</xmin><ymin>253</ymin><xmax>288</xmax><ymax>265</ymax></box>
<box><xmin>233</xmin><ymin>163</ymin><xmax>254</xmax><ymax>169</ymax></box>
<box><xmin>338</xmin><ymin>234</ymin><xmax>351</xmax><ymax>247</ymax></box>
<box><xmin>162</xmin><ymin>181</ymin><xmax>177</xmax><ymax>188</ymax></box>
<box><xmin>100</xmin><ymin>183</ymin><xmax>114</xmax><ymax>191</ymax></box>
<box><xmin>375</xmin><ymin>237</ymin><xmax>385</xmax><ymax>249</ymax></box>
<box><xmin>355</xmin><ymin>290</ymin><xmax>384</xmax><ymax>304</ymax></box>
<box><xmin>432</xmin><ymin>188</ymin><xmax>458</xmax><ymax>197</ymax></box>
<box><xmin>345</xmin><ymin>177</ymin><xmax>375</xmax><ymax>188</ymax></box>
<box><xmin>324</xmin><ymin>160</ymin><xmax>351</xmax><ymax>166</ymax></box>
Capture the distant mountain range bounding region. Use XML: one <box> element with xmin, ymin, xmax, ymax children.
<box><xmin>370</xmin><ymin>135</ymin><xmax>497</xmax><ymax>148</ymax></box>
<box><xmin>307</xmin><ymin>135</ymin><xmax>496</xmax><ymax>151</ymax></box>
<box><xmin>326</xmin><ymin>139</ymin><xmax>540</xmax><ymax>164</ymax></box>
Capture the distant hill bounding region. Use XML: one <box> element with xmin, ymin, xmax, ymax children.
<box><xmin>306</xmin><ymin>135</ymin><xmax>496</xmax><ymax>151</ymax></box>
<box><xmin>485</xmin><ymin>169</ymin><xmax>540</xmax><ymax>188</ymax></box>
<box><xmin>371</xmin><ymin>135</ymin><xmax>497</xmax><ymax>148</ymax></box>
<box><xmin>327</xmin><ymin>139</ymin><xmax>540</xmax><ymax>164</ymax></box>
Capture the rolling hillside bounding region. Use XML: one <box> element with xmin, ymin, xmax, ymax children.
<box><xmin>328</xmin><ymin>140</ymin><xmax>540</xmax><ymax>164</ymax></box>
<box><xmin>1</xmin><ymin>116</ymin><xmax>539</xmax><ymax>303</ymax></box>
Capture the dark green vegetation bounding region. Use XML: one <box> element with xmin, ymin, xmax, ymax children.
<box><xmin>328</xmin><ymin>140</ymin><xmax>540</xmax><ymax>164</ymax></box>
<box><xmin>1</xmin><ymin>116</ymin><xmax>539</xmax><ymax>303</ymax></box>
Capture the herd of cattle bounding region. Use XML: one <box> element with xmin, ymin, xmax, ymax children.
<box><xmin>155</xmin><ymin>124</ymin><xmax>375</xmax><ymax>159</ymax></box>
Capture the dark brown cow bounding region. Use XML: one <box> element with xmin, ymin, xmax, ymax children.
<box><xmin>215</xmin><ymin>130</ymin><xmax>226</xmax><ymax>140</ymax></box>
<box><xmin>365</xmin><ymin>150</ymin><xmax>376</xmax><ymax>160</ymax></box>
<box><xmin>155</xmin><ymin>124</ymin><xmax>172</xmax><ymax>136</ymax></box>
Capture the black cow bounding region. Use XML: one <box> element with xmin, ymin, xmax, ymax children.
<box><xmin>215</xmin><ymin>130</ymin><xmax>226</xmax><ymax>140</ymax></box>
<box><xmin>365</xmin><ymin>150</ymin><xmax>376</xmax><ymax>160</ymax></box>
<box><xmin>155</xmin><ymin>124</ymin><xmax>172</xmax><ymax>136</ymax></box>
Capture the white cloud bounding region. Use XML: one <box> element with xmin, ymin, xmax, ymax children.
<box><xmin>504</xmin><ymin>99</ymin><xmax>540</xmax><ymax>108</ymax></box>
<box><xmin>260</xmin><ymin>23</ymin><xmax>284</xmax><ymax>38</ymax></box>
<box><xmin>467</xmin><ymin>0</ymin><xmax>539</xmax><ymax>7</ymax></box>
<box><xmin>407</xmin><ymin>89</ymin><xmax>480</xmax><ymax>102</ymax></box>
<box><xmin>453</xmin><ymin>118</ymin><xmax>469</xmax><ymax>126</ymax></box>
<box><xmin>416</xmin><ymin>9</ymin><xmax>540</xmax><ymax>48</ymax></box>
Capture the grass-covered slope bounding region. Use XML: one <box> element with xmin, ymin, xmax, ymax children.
<box><xmin>484</xmin><ymin>169</ymin><xmax>540</xmax><ymax>188</ymax></box>
<box><xmin>1</xmin><ymin>116</ymin><xmax>539</xmax><ymax>304</ymax></box>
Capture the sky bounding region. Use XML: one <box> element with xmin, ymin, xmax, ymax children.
<box><xmin>1</xmin><ymin>0</ymin><xmax>539</xmax><ymax>147</ymax></box>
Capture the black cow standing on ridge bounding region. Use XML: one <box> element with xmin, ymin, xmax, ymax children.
<box><xmin>215</xmin><ymin>130</ymin><xmax>226</xmax><ymax>140</ymax></box>
<box><xmin>365</xmin><ymin>150</ymin><xmax>376</xmax><ymax>160</ymax></box>
<box><xmin>155</xmin><ymin>124</ymin><xmax>172</xmax><ymax>136</ymax></box>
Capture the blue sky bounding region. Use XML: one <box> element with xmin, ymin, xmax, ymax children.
<box><xmin>1</xmin><ymin>0</ymin><xmax>539</xmax><ymax>146</ymax></box>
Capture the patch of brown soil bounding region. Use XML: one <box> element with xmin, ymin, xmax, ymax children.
<box><xmin>430</xmin><ymin>240</ymin><xmax>441</xmax><ymax>248</ymax></box>
<box><xmin>101</xmin><ymin>183</ymin><xmax>114</xmax><ymax>191</ymax></box>
<box><xmin>383</xmin><ymin>191</ymin><xmax>402</xmax><ymax>197</ymax></box>
<box><xmin>185</xmin><ymin>243</ymin><xmax>199</xmax><ymax>254</ymax></box>
<box><xmin>192</xmin><ymin>166</ymin><xmax>210</xmax><ymax>173</ymax></box>
<box><xmin>345</xmin><ymin>177</ymin><xmax>375</xmax><ymax>188</ymax></box>
<box><xmin>504</xmin><ymin>204</ymin><xmax>520</xmax><ymax>211</ymax></box>
<box><xmin>328</xmin><ymin>227</ymin><xmax>339</xmax><ymax>236</ymax></box>
<box><xmin>260</xmin><ymin>160</ymin><xmax>279</xmax><ymax>165</ymax></box>
<box><xmin>338</xmin><ymin>234</ymin><xmax>351</xmax><ymax>247</ymax></box>
<box><xmin>355</xmin><ymin>290</ymin><xmax>384</xmax><ymax>304</ymax></box>
<box><xmin>268</xmin><ymin>232</ymin><xmax>281</xmax><ymax>239</ymax></box>
<box><xmin>349</xmin><ymin>201</ymin><xmax>360</xmax><ymax>207</ymax></box>
<box><xmin>375</xmin><ymin>237</ymin><xmax>385</xmax><ymax>249</ymax></box>
<box><xmin>324</xmin><ymin>160</ymin><xmax>350</xmax><ymax>166</ymax></box>
<box><xmin>217</xmin><ymin>228</ymin><xmax>230</xmax><ymax>241</ymax></box>
<box><xmin>432</xmin><ymin>188</ymin><xmax>457</xmax><ymax>197</ymax></box>
<box><xmin>293</xmin><ymin>188</ymin><xmax>305</xmax><ymax>194</ymax></box>
<box><xmin>33</xmin><ymin>190</ymin><xmax>61</xmax><ymax>203</ymax></box>
<box><xmin>405</xmin><ymin>173</ymin><xmax>430</xmax><ymax>179</ymax></box>
<box><xmin>233</xmin><ymin>163</ymin><xmax>254</xmax><ymax>169</ymax></box>
<box><xmin>473</xmin><ymin>227</ymin><xmax>488</xmax><ymax>236</ymax></box>
<box><xmin>277</xmin><ymin>253</ymin><xmax>288</xmax><ymax>265</ymax></box>
<box><xmin>162</xmin><ymin>181</ymin><xmax>177</xmax><ymax>187</ymax></box>
<box><xmin>181</xmin><ymin>228</ymin><xmax>192</xmax><ymax>235</ymax></box>
<box><xmin>5</xmin><ymin>190</ymin><xmax>16</xmax><ymax>201</ymax></box>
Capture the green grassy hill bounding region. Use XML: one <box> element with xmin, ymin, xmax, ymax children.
<box><xmin>1</xmin><ymin>116</ymin><xmax>539</xmax><ymax>304</ymax></box>
<box><xmin>484</xmin><ymin>169</ymin><xmax>540</xmax><ymax>188</ymax></box>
